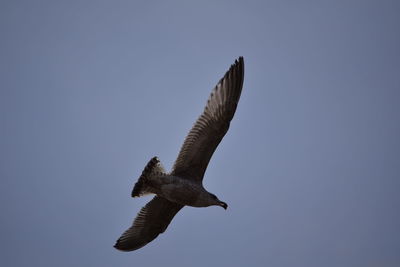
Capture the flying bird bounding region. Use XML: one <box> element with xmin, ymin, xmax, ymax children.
<box><xmin>114</xmin><ymin>57</ymin><xmax>245</xmax><ymax>251</ymax></box>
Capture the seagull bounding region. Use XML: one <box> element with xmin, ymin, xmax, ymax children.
<box><xmin>114</xmin><ymin>57</ymin><xmax>245</xmax><ymax>251</ymax></box>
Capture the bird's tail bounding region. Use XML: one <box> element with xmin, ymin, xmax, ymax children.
<box><xmin>131</xmin><ymin>156</ymin><xmax>166</xmax><ymax>197</ymax></box>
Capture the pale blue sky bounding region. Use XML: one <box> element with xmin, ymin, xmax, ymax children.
<box><xmin>1</xmin><ymin>1</ymin><xmax>399</xmax><ymax>266</ymax></box>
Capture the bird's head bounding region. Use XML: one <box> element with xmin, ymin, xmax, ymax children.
<box><xmin>209</xmin><ymin>193</ymin><xmax>228</xmax><ymax>210</ymax></box>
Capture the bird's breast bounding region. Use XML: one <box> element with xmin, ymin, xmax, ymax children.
<box><xmin>155</xmin><ymin>176</ymin><xmax>203</xmax><ymax>206</ymax></box>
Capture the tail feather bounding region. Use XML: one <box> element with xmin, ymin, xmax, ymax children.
<box><xmin>131</xmin><ymin>157</ymin><xmax>166</xmax><ymax>197</ymax></box>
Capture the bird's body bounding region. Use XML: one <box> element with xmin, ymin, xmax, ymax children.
<box><xmin>140</xmin><ymin>173</ymin><xmax>220</xmax><ymax>207</ymax></box>
<box><xmin>132</xmin><ymin>157</ymin><xmax>226</xmax><ymax>208</ymax></box>
<box><xmin>115</xmin><ymin>57</ymin><xmax>244</xmax><ymax>251</ymax></box>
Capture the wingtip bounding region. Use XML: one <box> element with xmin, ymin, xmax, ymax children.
<box><xmin>113</xmin><ymin>240</ymin><xmax>129</xmax><ymax>252</ymax></box>
<box><xmin>232</xmin><ymin>57</ymin><xmax>244</xmax><ymax>79</ymax></box>
<box><xmin>233</xmin><ymin>56</ymin><xmax>244</xmax><ymax>70</ymax></box>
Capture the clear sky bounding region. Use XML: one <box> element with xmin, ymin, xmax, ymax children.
<box><xmin>1</xmin><ymin>1</ymin><xmax>399</xmax><ymax>266</ymax></box>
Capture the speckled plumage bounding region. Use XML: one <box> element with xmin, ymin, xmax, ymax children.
<box><xmin>115</xmin><ymin>57</ymin><xmax>245</xmax><ymax>252</ymax></box>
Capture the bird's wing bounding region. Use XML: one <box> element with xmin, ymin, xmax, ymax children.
<box><xmin>171</xmin><ymin>57</ymin><xmax>244</xmax><ymax>182</ymax></box>
<box><xmin>114</xmin><ymin>196</ymin><xmax>183</xmax><ymax>251</ymax></box>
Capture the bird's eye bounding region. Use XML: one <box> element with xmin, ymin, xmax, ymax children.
<box><xmin>210</xmin><ymin>194</ymin><xmax>217</xmax><ymax>199</ymax></box>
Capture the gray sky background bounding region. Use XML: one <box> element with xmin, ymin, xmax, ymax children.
<box><xmin>1</xmin><ymin>1</ymin><xmax>399</xmax><ymax>266</ymax></box>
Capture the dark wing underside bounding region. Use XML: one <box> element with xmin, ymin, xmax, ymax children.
<box><xmin>114</xmin><ymin>196</ymin><xmax>183</xmax><ymax>252</ymax></box>
<box><xmin>171</xmin><ymin>57</ymin><xmax>244</xmax><ymax>182</ymax></box>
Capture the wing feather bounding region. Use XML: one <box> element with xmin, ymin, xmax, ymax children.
<box><xmin>114</xmin><ymin>196</ymin><xmax>183</xmax><ymax>251</ymax></box>
<box><xmin>171</xmin><ymin>57</ymin><xmax>244</xmax><ymax>181</ymax></box>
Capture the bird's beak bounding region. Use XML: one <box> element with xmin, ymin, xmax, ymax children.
<box><xmin>219</xmin><ymin>201</ymin><xmax>228</xmax><ymax>210</ymax></box>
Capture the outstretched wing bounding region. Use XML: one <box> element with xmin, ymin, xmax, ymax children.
<box><xmin>114</xmin><ymin>196</ymin><xmax>183</xmax><ymax>251</ymax></box>
<box><xmin>171</xmin><ymin>57</ymin><xmax>244</xmax><ymax>182</ymax></box>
